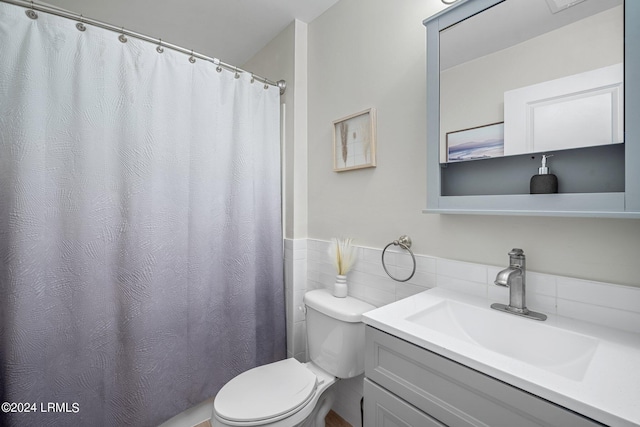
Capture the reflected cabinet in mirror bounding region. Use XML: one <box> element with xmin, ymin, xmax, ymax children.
<box><xmin>424</xmin><ymin>0</ymin><xmax>640</xmax><ymax>217</ymax></box>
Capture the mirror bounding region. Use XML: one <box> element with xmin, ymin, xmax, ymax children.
<box><xmin>439</xmin><ymin>0</ymin><xmax>623</xmax><ymax>163</ymax></box>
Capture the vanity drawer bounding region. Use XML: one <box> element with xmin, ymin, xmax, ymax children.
<box><xmin>365</xmin><ymin>326</ymin><xmax>603</xmax><ymax>427</ymax></box>
<box><xmin>364</xmin><ymin>378</ymin><xmax>446</xmax><ymax>427</ymax></box>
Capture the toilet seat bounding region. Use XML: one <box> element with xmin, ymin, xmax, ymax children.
<box><xmin>214</xmin><ymin>358</ymin><xmax>318</xmax><ymax>426</ymax></box>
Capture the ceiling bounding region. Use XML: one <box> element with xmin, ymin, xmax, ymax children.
<box><xmin>40</xmin><ymin>0</ymin><xmax>340</xmax><ymax>66</ymax></box>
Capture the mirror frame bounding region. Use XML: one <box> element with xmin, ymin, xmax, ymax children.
<box><xmin>423</xmin><ymin>0</ymin><xmax>640</xmax><ymax>218</ymax></box>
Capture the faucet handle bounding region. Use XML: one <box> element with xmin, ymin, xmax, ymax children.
<box><xmin>508</xmin><ymin>248</ymin><xmax>524</xmax><ymax>257</ymax></box>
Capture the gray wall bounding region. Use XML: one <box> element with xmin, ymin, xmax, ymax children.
<box><xmin>303</xmin><ymin>0</ymin><xmax>640</xmax><ymax>287</ymax></box>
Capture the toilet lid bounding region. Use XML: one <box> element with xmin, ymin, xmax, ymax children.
<box><xmin>214</xmin><ymin>358</ymin><xmax>318</xmax><ymax>425</ymax></box>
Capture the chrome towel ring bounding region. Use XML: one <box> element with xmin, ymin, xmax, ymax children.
<box><xmin>382</xmin><ymin>235</ymin><xmax>416</xmax><ymax>282</ymax></box>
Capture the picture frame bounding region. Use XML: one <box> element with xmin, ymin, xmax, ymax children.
<box><xmin>446</xmin><ymin>122</ymin><xmax>504</xmax><ymax>163</ymax></box>
<box><xmin>333</xmin><ymin>108</ymin><xmax>377</xmax><ymax>172</ymax></box>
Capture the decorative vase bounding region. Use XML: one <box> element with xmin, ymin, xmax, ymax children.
<box><xmin>333</xmin><ymin>274</ymin><xmax>348</xmax><ymax>298</ymax></box>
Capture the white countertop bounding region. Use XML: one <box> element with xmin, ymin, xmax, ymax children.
<box><xmin>362</xmin><ymin>288</ymin><xmax>640</xmax><ymax>427</ymax></box>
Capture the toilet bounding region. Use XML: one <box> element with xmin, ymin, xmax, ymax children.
<box><xmin>212</xmin><ymin>288</ymin><xmax>375</xmax><ymax>427</ymax></box>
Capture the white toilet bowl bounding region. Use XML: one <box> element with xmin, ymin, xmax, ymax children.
<box><xmin>212</xmin><ymin>289</ymin><xmax>375</xmax><ymax>427</ymax></box>
<box><xmin>212</xmin><ymin>359</ymin><xmax>336</xmax><ymax>427</ymax></box>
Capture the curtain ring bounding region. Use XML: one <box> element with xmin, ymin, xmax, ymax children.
<box><xmin>250</xmin><ymin>73</ymin><xmax>255</xmax><ymax>84</ymax></box>
<box><xmin>189</xmin><ymin>50</ymin><xmax>196</xmax><ymax>63</ymax></box>
<box><xmin>234</xmin><ymin>67</ymin><xmax>240</xmax><ymax>79</ymax></box>
<box><xmin>76</xmin><ymin>15</ymin><xmax>86</xmax><ymax>32</ymax></box>
<box><xmin>25</xmin><ymin>1</ymin><xmax>38</xmax><ymax>19</ymax></box>
<box><xmin>216</xmin><ymin>65</ymin><xmax>223</xmax><ymax>73</ymax></box>
<box><xmin>264</xmin><ymin>83</ymin><xmax>269</xmax><ymax>90</ymax></box>
<box><xmin>118</xmin><ymin>27</ymin><xmax>127</xmax><ymax>43</ymax></box>
<box><xmin>156</xmin><ymin>39</ymin><xmax>164</xmax><ymax>54</ymax></box>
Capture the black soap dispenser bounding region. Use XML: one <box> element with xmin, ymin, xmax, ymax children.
<box><xmin>530</xmin><ymin>154</ymin><xmax>558</xmax><ymax>194</ymax></box>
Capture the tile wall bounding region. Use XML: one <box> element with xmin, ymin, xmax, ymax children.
<box><xmin>285</xmin><ymin>238</ymin><xmax>640</xmax><ymax>426</ymax></box>
<box><xmin>284</xmin><ymin>239</ymin><xmax>308</xmax><ymax>361</ymax></box>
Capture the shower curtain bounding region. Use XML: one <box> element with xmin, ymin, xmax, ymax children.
<box><xmin>0</xmin><ymin>2</ymin><xmax>285</xmax><ymax>426</ymax></box>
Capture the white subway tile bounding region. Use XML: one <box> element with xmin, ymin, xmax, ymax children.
<box><xmin>308</xmin><ymin>239</ymin><xmax>329</xmax><ymax>252</ymax></box>
<box><xmin>285</xmin><ymin>289</ymin><xmax>293</xmax><ymax>326</ymax></box>
<box><xmin>286</xmin><ymin>321</ymin><xmax>293</xmax><ymax>356</ymax></box>
<box><xmin>396</xmin><ymin>282</ymin><xmax>431</xmax><ymax>301</ymax></box>
<box><xmin>353</xmin><ymin>259</ymin><xmax>391</xmax><ymax>278</ymax></box>
<box><xmin>399</xmin><ymin>269</ymin><xmax>436</xmax><ymax>289</ymax></box>
<box><xmin>317</xmin><ymin>271</ymin><xmax>335</xmax><ymax>289</ymax></box>
<box><xmin>292</xmin><ymin>259</ymin><xmax>307</xmax><ymax>291</ymax></box>
<box><xmin>299</xmin><ymin>239</ymin><xmax>639</xmax><ymax>337</ymax></box>
<box><xmin>348</xmin><ymin>282</ymin><xmax>393</xmax><ymax>308</ymax></box>
<box><xmin>437</xmin><ymin>259</ymin><xmax>488</xmax><ymax>284</ymax></box>
<box><xmin>284</xmin><ymin>259</ymin><xmax>294</xmax><ymax>291</ymax></box>
<box><xmin>395</xmin><ymin>251</ymin><xmax>416</xmax><ymax>269</ymax></box>
<box><xmin>415</xmin><ymin>255</ymin><xmax>437</xmax><ymax>274</ymax></box>
<box><xmin>526</xmin><ymin>293</ymin><xmax>557</xmax><ymax>316</ymax></box>
<box><xmin>437</xmin><ymin>276</ymin><xmax>487</xmax><ymax>298</ymax></box>
<box><xmin>488</xmin><ymin>283</ymin><xmax>509</xmax><ymax>303</ymax></box>
<box><xmin>387</xmin><ymin>266</ymin><xmax>409</xmax><ymax>283</ymax></box>
<box><xmin>527</xmin><ymin>272</ymin><xmax>557</xmax><ymax>297</ymax></box>
<box><xmin>293</xmin><ymin>249</ymin><xmax>307</xmax><ymax>261</ymax></box>
<box><xmin>305</xmin><ymin>249</ymin><xmax>322</xmax><ymax>264</ymax></box>
<box><xmin>291</xmin><ymin>238</ymin><xmax>307</xmax><ymax>251</ymax></box>
<box><xmin>284</xmin><ymin>247</ymin><xmax>293</xmax><ymax>261</ymax></box>
<box><xmin>557</xmin><ymin>277</ymin><xmax>640</xmax><ymax>313</ymax></box>
<box><xmin>307</xmin><ymin>268</ymin><xmax>319</xmax><ymax>284</ymax></box>
<box><xmin>557</xmin><ymin>299</ymin><xmax>640</xmax><ymax>334</ymax></box>
<box><xmin>306</xmin><ymin>280</ymin><xmax>324</xmax><ymax>292</ymax></box>
<box><xmin>307</xmin><ymin>259</ymin><xmax>333</xmax><ymax>278</ymax></box>
<box><xmin>293</xmin><ymin>321</ymin><xmax>307</xmax><ymax>356</ymax></box>
<box><xmin>349</xmin><ymin>270</ymin><xmax>395</xmax><ymax>291</ymax></box>
<box><xmin>362</xmin><ymin>247</ymin><xmax>385</xmax><ymax>264</ymax></box>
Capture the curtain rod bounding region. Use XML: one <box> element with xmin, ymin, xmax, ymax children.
<box><xmin>0</xmin><ymin>0</ymin><xmax>287</xmax><ymax>95</ymax></box>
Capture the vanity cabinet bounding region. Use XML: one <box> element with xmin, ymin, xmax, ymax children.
<box><xmin>363</xmin><ymin>326</ymin><xmax>603</xmax><ymax>427</ymax></box>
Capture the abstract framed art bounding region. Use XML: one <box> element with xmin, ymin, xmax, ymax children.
<box><xmin>333</xmin><ymin>108</ymin><xmax>377</xmax><ymax>172</ymax></box>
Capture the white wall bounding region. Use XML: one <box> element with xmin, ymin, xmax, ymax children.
<box><xmin>306</xmin><ymin>0</ymin><xmax>640</xmax><ymax>288</ymax></box>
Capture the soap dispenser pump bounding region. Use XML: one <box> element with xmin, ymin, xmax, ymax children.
<box><xmin>530</xmin><ymin>154</ymin><xmax>558</xmax><ymax>194</ymax></box>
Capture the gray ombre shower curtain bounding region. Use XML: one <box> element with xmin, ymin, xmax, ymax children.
<box><xmin>0</xmin><ymin>2</ymin><xmax>285</xmax><ymax>426</ymax></box>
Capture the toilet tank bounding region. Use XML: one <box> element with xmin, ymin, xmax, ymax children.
<box><xmin>303</xmin><ymin>289</ymin><xmax>375</xmax><ymax>379</ymax></box>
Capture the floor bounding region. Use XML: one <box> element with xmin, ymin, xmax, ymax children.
<box><xmin>325</xmin><ymin>410</ymin><xmax>353</xmax><ymax>427</ymax></box>
<box><xmin>160</xmin><ymin>397</ymin><xmax>352</xmax><ymax>427</ymax></box>
<box><xmin>193</xmin><ymin>410</ymin><xmax>350</xmax><ymax>427</ymax></box>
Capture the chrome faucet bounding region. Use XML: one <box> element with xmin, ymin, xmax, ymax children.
<box><xmin>491</xmin><ymin>249</ymin><xmax>547</xmax><ymax>321</ymax></box>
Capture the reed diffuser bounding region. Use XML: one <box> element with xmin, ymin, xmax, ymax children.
<box><xmin>328</xmin><ymin>237</ymin><xmax>357</xmax><ymax>297</ymax></box>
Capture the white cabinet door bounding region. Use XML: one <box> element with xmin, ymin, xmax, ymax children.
<box><xmin>364</xmin><ymin>379</ymin><xmax>445</xmax><ymax>427</ymax></box>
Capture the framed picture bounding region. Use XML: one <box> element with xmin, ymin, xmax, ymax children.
<box><xmin>446</xmin><ymin>122</ymin><xmax>504</xmax><ymax>162</ymax></box>
<box><xmin>333</xmin><ymin>108</ymin><xmax>377</xmax><ymax>172</ymax></box>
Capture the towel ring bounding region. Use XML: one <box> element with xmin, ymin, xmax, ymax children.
<box><xmin>382</xmin><ymin>235</ymin><xmax>416</xmax><ymax>282</ymax></box>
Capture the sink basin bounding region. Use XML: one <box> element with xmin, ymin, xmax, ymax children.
<box><xmin>406</xmin><ymin>300</ymin><xmax>599</xmax><ymax>381</ymax></box>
